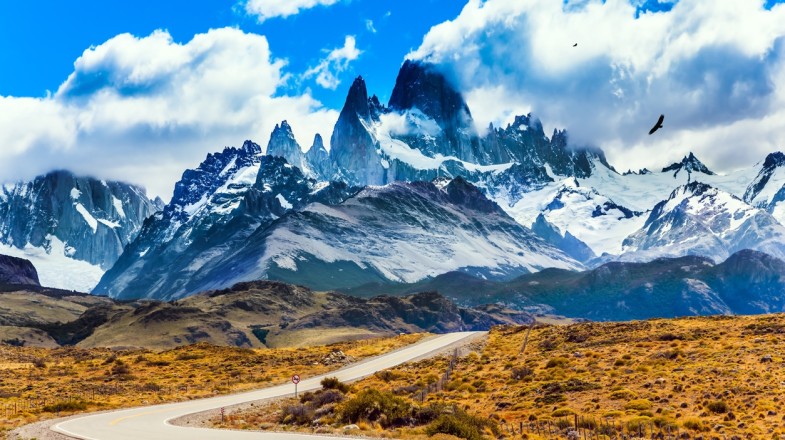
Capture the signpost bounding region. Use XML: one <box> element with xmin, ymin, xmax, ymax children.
<box><xmin>291</xmin><ymin>374</ymin><xmax>301</xmax><ymax>398</ymax></box>
<box><xmin>220</xmin><ymin>407</ymin><xmax>224</xmax><ymax>423</ymax></box>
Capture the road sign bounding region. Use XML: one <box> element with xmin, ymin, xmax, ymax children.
<box><xmin>292</xmin><ymin>374</ymin><xmax>301</xmax><ymax>398</ymax></box>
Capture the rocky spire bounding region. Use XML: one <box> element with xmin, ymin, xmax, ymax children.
<box><xmin>305</xmin><ymin>133</ymin><xmax>334</xmax><ymax>180</ymax></box>
<box><xmin>329</xmin><ymin>76</ymin><xmax>386</xmax><ymax>185</ymax></box>
<box><xmin>266</xmin><ymin>120</ymin><xmax>309</xmax><ymax>175</ymax></box>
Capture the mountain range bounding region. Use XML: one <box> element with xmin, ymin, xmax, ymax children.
<box><xmin>4</xmin><ymin>60</ymin><xmax>785</xmax><ymax>310</ymax></box>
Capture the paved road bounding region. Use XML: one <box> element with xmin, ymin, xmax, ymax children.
<box><xmin>52</xmin><ymin>331</ymin><xmax>481</xmax><ymax>440</ymax></box>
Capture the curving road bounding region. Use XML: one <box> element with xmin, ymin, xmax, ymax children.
<box><xmin>52</xmin><ymin>331</ymin><xmax>481</xmax><ymax>440</ymax></box>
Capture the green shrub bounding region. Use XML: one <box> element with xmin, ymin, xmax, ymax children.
<box><xmin>375</xmin><ymin>370</ymin><xmax>400</xmax><ymax>382</ymax></box>
<box><xmin>626</xmin><ymin>416</ymin><xmax>652</xmax><ymax>433</ymax></box>
<box><xmin>280</xmin><ymin>403</ymin><xmax>314</xmax><ymax>425</ymax></box>
<box><xmin>426</xmin><ymin>410</ymin><xmax>497</xmax><ymax>440</ymax></box>
<box><xmin>175</xmin><ymin>353</ymin><xmax>202</xmax><ymax>361</ymax></box>
<box><xmin>340</xmin><ymin>389</ymin><xmax>412</xmax><ymax>427</ymax></box>
<box><xmin>609</xmin><ymin>389</ymin><xmax>637</xmax><ymax>400</ymax></box>
<box><xmin>552</xmin><ymin>408</ymin><xmax>575</xmax><ymax>417</ymax></box>
<box><xmin>511</xmin><ymin>366</ymin><xmax>533</xmax><ymax>380</ymax></box>
<box><xmin>562</xmin><ymin>379</ymin><xmax>600</xmax><ymax>392</ymax></box>
<box><xmin>625</xmin><ymin>399</ymin><xmax>653</xmax><ymax>411</ymax></box>
<box><xmin>545</xmin><ymin>357</ymin><xmax>570</xmax><ymax>368</ymax></box>
<box><xmin>321</xmin><ymin>377</ymin><xmax>349</xmax><ymax>393</ymax></box>
<box><xmin>43</xmin><ymin>401</ymin><xmax>89</xmax><ymax>413</ymax></box>
<box><xmin>706</xmin><ymin>400</ymin><xmax>728</xmax><ymax>414</ymax></box>
<box><xmin>682</xmin><ymin>417</ymin><xmax>705</xmax><ymax>431</ymax></box>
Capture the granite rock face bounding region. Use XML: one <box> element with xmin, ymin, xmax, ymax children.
<box><xmin>0</xmin><ymin>170</ymin><xmax>160</xmax><ymax>270</ymax></box>
<box><xmin>0</xmin><ymin>254</ymin><xmax>40</xmax><ymax>286</ymax></box>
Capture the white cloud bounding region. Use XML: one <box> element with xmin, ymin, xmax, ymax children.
<box><xmin>303</xmin><ymin>35</ymin><xmax>362</xmax><ymax>90</ymax></box>
<box><xmin>244</xmin><ymin>0</ymin><xmax>339</xmax><ymax>22</ymax></box>
<box><xmin>0</xmin><ymin>28</ymin><xmax>338</xmax><ymax>200</ymax></box>
<box><xmin>365</xmin><ymin>19</ymin><xmax>377</xmax><ymax>33</ymax></box>
<box><xmin>409</xmin><ymin>0</ymin><xmax>785</xmax><ymax>173</ymax></box>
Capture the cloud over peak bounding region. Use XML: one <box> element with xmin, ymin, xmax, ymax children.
<box><xmin>409</xmin><ymin>0</ymin><xmax>785</xmax><ymax>173</ymax></box>
<box><xmin>0</xmin><ymin>27</ymin><xmax>338</xmax><ymax>199</ymax></box>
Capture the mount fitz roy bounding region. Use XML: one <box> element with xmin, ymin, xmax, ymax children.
<box><xmin>8</xmin><ymin>60</ymin><xmax>785</xmax><ymax>305</ymax></box>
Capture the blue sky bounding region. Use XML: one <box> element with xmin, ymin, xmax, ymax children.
<box><xmin>2</xmin><ymin>0</ymin><xmax>785</xmax><ymax>199</ymax></box>
<box><xmin>0</xmin><ymin>0</ymin><xmax>463</xmax><ymax>110</ymax></box>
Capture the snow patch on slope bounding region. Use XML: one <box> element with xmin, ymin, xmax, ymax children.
<box><xmin>0</xmin><ymin>237</ymin><xmax>104</xmax><ymax>292</ymax></box>
<box><xmin>112</xmin><ymin>196</ymin><xmax>126</xmax><ymax>219</ymax></box>
<box><xmin>74</xmin><ymin>203</ymin><xmax>98</xmax><ymax>233</ymax></box>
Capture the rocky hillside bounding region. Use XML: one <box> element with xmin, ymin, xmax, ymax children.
<box><xmin>1</xmin><ymin>280</ymin><xmax>530</xmax><ymax>349</ymax></box>
<box><xmin>344</xmin><ymin>250</ymin><xmax>785</xmax><ymax>321</ymax></box>
<box><xmin>0</xmin><ymin>254</ymin><xmax>39</xmax><ymax>286</ymax></box>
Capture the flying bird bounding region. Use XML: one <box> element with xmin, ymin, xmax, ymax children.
<box><xmin>649</xmin><ymin>114</ymin><xmax>664</xmax><ymax>135</ymax></box>
<box><xmin>573</xmin><ymin>43</ymin><xmax>578</xmax><ymax>47</ymax></box>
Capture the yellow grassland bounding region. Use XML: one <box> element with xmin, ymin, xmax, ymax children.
<box><xmin>217</xmin><ymin>314</ymin><xmax>785</xmax><ymax>439</ymax></box>
<box><xmin>0</xmin><ymin>333</ymin><xmax>425</xmax><ymax>436</ymax></box>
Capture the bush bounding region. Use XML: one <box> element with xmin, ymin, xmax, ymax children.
<box><xmin>111</xmin><ymin>360</ymin><xmax>131</xmax><ymax>375</ymax></box>
<box><xmin>281</xmin><ymin>404</ymin><xmax>314</xmax><ymax>425</ymax></box>
<box><xmin>175</xmin><ymin>353</ymin><xmax>202</xmax><ymax>361</ymax></box>
<box><xmin>545</xmin><ymin>357</ymin><xmax>570</xmax><ymax>368</ymax></box>
<box><xmin>626</xmin><ymin>416</ymin><xmax>652</xmax><ymax>433</ymax></box>
<box><xmin>321</xmin><ymin>377</ymin><xmax>350</xmax><ymax>393</ymax></box>
<box><xmin>682</xmin><ymin>417</ymin><xmax>705</xmax><ymax>431</ymax></box>
<box><xmin>43</xmin><ymin>400</ymin><xmax>89</xmax><ymax>413</ymax></box>
<box><xmin>552</xmin><ymin>408</ymin><xmax>575</xmax><ymax>417</ymax></box>
<box><xmin>510</xmin><ymin>366</ymin><xmax>533</xmax><ymax>380</ymax></box>
<box><xmin>426</xmin><ymin>410</ymin><xmax>497</xmax><ymax>440</ymax></box>
<box><xmin>375</xmin><ymin>370</ymin><xmax>400</xmax><ymax>382</ymax></box>
<box><xmin>625</xmin><ymin>399</ymin><xmax>653</xmax><ymax>411</ymax></box>
<box><xmin>311</xmin><ymin>389</ymin><xmax>345</xmax><ymax>407</ymax></box>
<box><xmin>562</xmin><ymin>379</ymin><xmax>600</xmax><ymax>392</ymax></box>
<box><xmin>706</xmin><ymin>400</ymin><xmax>728</xmax><ymax>414</ymax></box>
<box><xmin>340</xmin><ymin>389</ymin><xmax>412</xmax><ymax>427</ymax></box>
<box><xmin>609</xmin><ymin>389</ymin><xmax>637</xmax><ymax>400</ymax></box>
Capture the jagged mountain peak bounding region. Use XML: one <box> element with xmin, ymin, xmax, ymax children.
<box><xmin>388</xmin><ymin>60</ymin><xmax>473</xmax><ymax>125</ymax></box>
<box><xmin>311</xmin><ymin>133</ymin><xmax>325</xmax><ymax>151</ymax></box>
<box><xmin>304</xmin><ymin>133</ymin><xmax>334</xmax><ymax>181</ymax></box>
<box><xmin>662</xmin><ymin>152</ymin><xmax>714</xmax><ymax>178</ymax></box>
<box><xmin>623</xmin><ymin>168</ymin><xmax>652</xmax><ymax>175</ymax></box>
<box><xmin>273</xmin><ymin>120</ymin><xmax>294</xmax><ymax>135</ymax></box>
<box><xmin>240</xmin><ymin>139</ymin><xmax>262</xmax><ymax>155</ymax></box>
<box><xmin>762</xmin><ymin>151</ymin><xmax>785</xmax><ymax>170</ymax></box>
<box><xmin>341</xmin><ymin>76</ymin><xmax>372</xmax><ymax>122</ymax></box>
<box><xmin>743</xmin><ymin>151</ymin><xmax>785</xmax><ymax>209</ymax></box>
<box><xmin>507</xmin><ymin>113</ymin><xmax>545</xmax><ymax>137</ymax></box>
<box><xmin>267</xmin><ymin>121</ymin><xmax>302</xmax><ymax>155</ymax></box>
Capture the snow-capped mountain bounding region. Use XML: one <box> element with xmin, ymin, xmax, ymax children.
<box><xmin>0</xmin><ymin>171</ymin><xmax>160</xmax><ymax>291</ymax></box>
<box><xmin>90</xmin><ymin>59</ymin><xmax>785</xmax><ymax>300</ymax></box>
<box><xmin>96</xmin><ymin>166</ymin><xmax>580</xmax><ymax>300</ymax></box>
<box><xmin>93</xmin><ymin>152</ymin><xmax>359</xmax><ymax>300</ymax></box>
<box><xmin>620</xmin><ymin>181</ymin><xmax>785</xmax><ymax>262</ymax></box>
<box><xmin>743</xmin><ymin>152</ymin><xmax>785</xmax><ymax>223</ymax></box>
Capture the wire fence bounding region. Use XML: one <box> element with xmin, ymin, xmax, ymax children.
<box><xmin>416</xmin><ymin>347</ymin><xmax>458</xmax><ymax>403</ymax></box>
